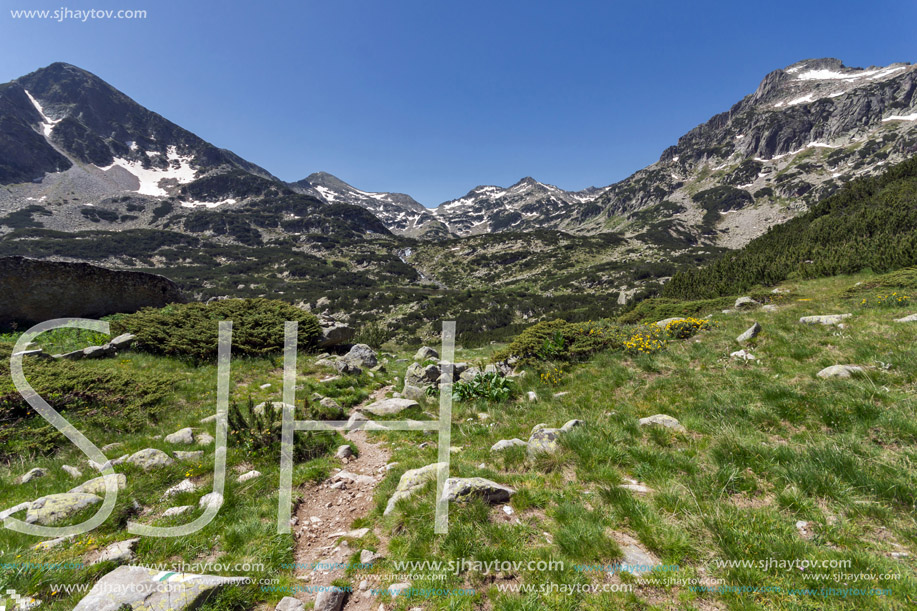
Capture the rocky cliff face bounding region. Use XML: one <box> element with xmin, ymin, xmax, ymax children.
<box><xmin>0</xmin><ymin>256</ymin><xmax>185</xmax><ymax>327</ymax></box>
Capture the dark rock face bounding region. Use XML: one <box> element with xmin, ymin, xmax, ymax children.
<box><xmin>0</xmin><ymin>256</ymin><xmax>184</xmax><ymax>327</ymax></box>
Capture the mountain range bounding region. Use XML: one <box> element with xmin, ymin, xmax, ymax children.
<box><xmin>0</xmin><ymin>58</ymin><xmax>915</xmax><ymax>342</ymax></box>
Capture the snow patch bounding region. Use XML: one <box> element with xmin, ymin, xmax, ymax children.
<box><xmin>882</xmin><ymin>112</ymin><xmax>917</xmax><ymax>122</ymax></box>
<box><xmin>23</xmin><ymin>90</ymin><xmax>62</xmax><ymax>137</ymax></box>
<box><xmin>98</xmin><ymin>146</ymin><xmax>197</xmax><ymax>196</ymax></box>
<box><xmin>180</xmin><ymin>198</ymin><xmax>237</xmax><ymax>209</ymax></box>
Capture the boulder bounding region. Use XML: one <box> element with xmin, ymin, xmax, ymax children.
<box><xmin>528</xmin><ymin>428</ymin><xmax>564</xmax><ymax>455</ymax></box>
<box><xmin>83</xmin><ymin>344</ymin><xmax>116</xmax><ymax>359</ymax></box>
<box><xmin>894</xmin><ymin>313</ymin><xmax>917</xmax><ymax>323</ymax></box>
<box><xmin>363</xmin><ymin>398</ymin><xmax>418</xmax><ymax>416</ymax></box>
<box><xmin>318</xmin><ymin>323</ymin><xmax>355</xmax><ymax>349</ymax></box>
<box><xmin>383</xmin><ymin>463</ymin><xmax>445</xmax><ymax>515</ymax></box>
<box><xmin>25</xmin><ymin>493</ymin><xmax>102</xmax><ymax>525</ymax></box>
<box><xmin>199</xmin><ymin>492</ymin><xmax>223</xmax><ymax>509</ymax></box>
<box><xmin>655</xmin><ymin>317</ymin><xmax>685</xmax><ymax>328</ymax></box>
<box><xmin>336</xmin><ymin>445</ymin><xmax>354</xmax><ymax>460</ymax></box>
<box><xmin>346</xmin><ymin>410</ymin><xmax>368</xmax><ymax>431</ymax></box>
<box><xmin>108</xmin><ymin>333</ymin><xmax>136</xmax><ymax>351</ymax></box>
<box><xmin>638</xmin><ymin>414</ymin><xmax>686</xmax><ymax>433</ymax></box>
<box><xmin>196</xmin><ymin>432</ymin><xmax>214</xmax><ymax>446</ymax></box>
<box><xmin>402</xmin><ymin>384</ymin><xmax>426</xmax><ymax>401</ymax></box>
<box><xmin>165</xmin><ymin>427</ymin><xmax>195</xmax><ymax>445</ymax></box>
<box><xmin>0</xmin><ymin>501</ymin><xmax>30</xmax><ymax>520</ymax></box>
<box><xmin>342</xmin><ymin>343</ymin><xmax>378</xmax><ymax>368</ymax></box>
<box><xmin>91</xmin><ymin>538</ymin><xmax>139</xmax><ymax>565</ymax></box>
<box><xmin>405</xmin><ymin>362</ymin><xmax>440</xmax><ymax>387</ymax></box>
<box><xmin>561</xmin><ymin>419</ymin><xmax>584</xmax><ymax>433</ymax></box>
<box><xmin>163</xmin><ymin>479</ymin><xmax>198</xmax><ymax>497</ymax></box>
<box><xmin>491</xmin><ymin>439</ymin><xmax>528</xmax><ymax>452</ymax></box>
<box><xmin>254</xmin><ymin>401</ymin><xmax>295</xmax><ymax>417</ymax></box>
<box><xmin>334</xmin><ymin>360</ymin><xmax>362</xmax><ymax>375</ymax></box>
<box><xmin>70</xmin><ymin>473</ymin><xmax>127</xmax><ymax>495</ymax></box>
<box><xmin>414</xmin><ymin>346</ymin><xmax>439</xmax><ymax>361</ymax></box>
<box><xmin>62</xmin><ymin>464</ymin><xmax>83</xmax><ymax>478</ymax></box>
<box><xmin>72</xmin><ymin>565</ymin><xmax>246</xmax><ymax>611</ymax></box>
<box><xmin>277</xmin><ymin>596</ymin><xmax>307</xmax><ymax>611</ymax></box>
<box><xmin>18</xmin><ymin>467</ymin><xmax>47</xmax><ymax>484</ymax></box>
<box><xmin>817</xmin><ymin>364</ymin><xmax>865</xmax><ymax>379</ymax></box>
<box><xmin>736</xmin><ymin>322</ymin><xmax>762</xmax><ymax>343</ymax></box>
<box><xmin>442</xmin><ymin>477</ymin><xmax>515</xmax><ymax>504</ymax></box>
<box><xmin>735</xmin><ymin>297</ymin><xmax>761</xmax><ymax>310</ymax></box>
<box><xmin>799</xmin><ymin>314</ymin><xmax>851</xmax><ymax>325</ymax></box>
<box><xmin>126</xmin><ymin>448</ymin><xmax>174</xmax><ymax>470</ymax></box>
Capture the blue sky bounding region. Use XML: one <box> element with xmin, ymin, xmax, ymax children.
<box><xmin>1</xmin><ymin>0</ymin><xmax>915</xmax><ymax>205</ymax></box>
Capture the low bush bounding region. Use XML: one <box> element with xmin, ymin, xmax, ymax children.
<box><xmin>112</xmin><ymin>298</ymin><xmax>321</xmax><ymax>362</ymax></box>
<box><xmin>451</xmin><ymin>372</ymin><xmax>514</xmax><ymax>403</ymax></box>
<box><xmin>228</xmin><ymin>396</ymin><xmax>339</xmax><ymax>461</ymax></box>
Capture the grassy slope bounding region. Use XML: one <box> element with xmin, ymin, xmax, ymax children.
<box><xmin>1</xmin><ymin>271</ymin><xmax>916</xmax><ymax>609</ymax></box>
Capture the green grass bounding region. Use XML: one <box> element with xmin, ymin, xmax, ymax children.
<box><xmin>2</xmin><ymin>271</ymin><xmax>916</xmax><ymax>609</ymax></box>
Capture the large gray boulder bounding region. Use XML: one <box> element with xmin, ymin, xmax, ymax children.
<box><xmin>0</xmin><ymin>256</ymin><xmax>184</xmax><ymax>327</ymax></box>
<box><xmin>442</xmin><ymin>477</ymin><xmax>515</xmax><ymax>504</ymax></box>
<box><xmin>527</xmin><ymin>420</ymin><xmax>584</xmax><ymax>456</ymax></box>
<box><xmin>384</xmin><ymin>463</ymin><xmax>445</xmax><ymax>515</ymax></box>
<box><xmin>25</xmin><ymin>493</ymin><xmax>102</xmax><ymax>525</ymax></box>
<box><xmin>69</xmin><ymin>473</ymin><xmax>127</xmax><ymax>495</ymax></box>
<box><xmin>277</xmin><ymin>596</ymin><xmax>307</xmax><ymax>611</ymax></box>
<box><xmin>405</xmin><ymin>362</ymin><xmax>440</xmax><ymax>387</ymax></box>
<box><xmin>126</xmin><ymin>448</ymin><xmax>174</xmax><ymax>470</ymax></box>
<box><xmin>313</xmin><ymin>588</ymin><xmax>346</xmax><ymax>611</ymax></box>
<box><xmin>72</xmin><ymin>565</ymin><xmax>246</xmax><ymax>611</ymax></box>
<box><xmin>363</xmin><ymin>398</ymin><xmax>418</xmax><ymax>416</ymax></box>
<box><xmin>318</xmin><ymin>322</ymin><xmax>355</xmax><ymax>348</ymax></box>
<box><xmin>342</xmin><ymin>344</ymin><xmax>378</xmax><ymax>368</ymax></box>
<box><xmin>638</xmin><ymin>414</ymin><xmax>686</xmax><ymax>433</ymax></box>
<box><xmin>414</xmin><ymin>346</ymin><xmax>439</xmax><ymax>361</ymax></box>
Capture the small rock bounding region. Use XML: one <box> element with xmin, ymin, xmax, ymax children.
<box><xmin>730</xmin><ymin>349</ymin><xmax>757</xmax><ymax>361</ymax></box>
<box><xmin>894</xmin><ymin>313</ymin><xmax>917</xmax><ymax>323</ymax></box>
<box><xmin>360</xmin><ymin>549</ymin><xmax>377</xmax><ymax>564</ymax></box>
<box><xmin>502</xmin><ymin>505</ymin><xmax>514</xmax><ymax>516</ymax></box>
<box><xmin>259</xmin><ymin>383</ymin><xmax>272</xmax><ymax>390</ymax></box>
<box><xmin>761</xmin><ymin>304</ymin><xmax>778</xmax><ymax>312</ymax></box>
<box><xmin>388</xmin><ymin>582</ymin><xmax>412</xmax><ymax>596</ymax></box>
<box><xmin>736</xmin><ymin>322</ymin><xmax>761</xmax><ymax>343</ymax></box>
<box><xmin>442</xmin><ymin>477</ymin><xmax>515</xmax><ymax>504</ymax></box>
<box><xmin>638</xmin><ymin>414</ymin><xmax>686</xmax><ymax>433</ymax></box>
<box><xmin>163</xmin><ymin>505</ymin><xmax>192</xmax><ymax>517</ymax></box>
<box><xmin>174</xmin><ymin>450</ymin><xmax>204</xmax><ymax>461</ymax></box>
<box><xmin>165</xmin><ymin>428</ymin><xmax>195</xmax><ymax>445</ymax></box>
<box><xmin>735</xmin><ymin>296</ymin><xmax>760</xmax><ymax>310</ymax></box>
<box><xmin>363</xmin><ymin>397</ymin><xmax>418</xmax><ymax>416</ymax></box>
<box><xmin>817</xmin><ymin>364</ymin><xmax>865</xmax><ymax>379</ymax></box>
<box><xmin>25</xmin><ymin>493</ymin><xmax>102</xmax><ymax>525</ymax></box>
<box><xmin>276</xmin><ymin>596</ymin><xmax>306</xmax><ymax>611</ymax></box>
<box><xmin>62</xmin><ymin>464</ymin><xmax>83</xmax><ymax>478</ymax></box>
<box><xmin>799</xmin><ymin>314</ymin><xmax>852</xmax><ymax>325</ymax></box>
<box><xmin>70</xmin><ymin>473</ymin><xmax>127</xmax><ymax>495</ymax></box>
<box><xmin>237</xmin><ymin>470</ymin><xmax>261</xmax><ymax>483</ymax></box>
<box><xmin>164</xmin><ymin>479</ymin><xmax>198</xmax><ymax>497</ymax></box>
<box><xmin>199</xmin><ymin>414</ymin><xmax>218</xmax><ymax>423</ymax></box>
<box><xmin>526</xmin><ymin>391</ymin><xmax>538</xmax><ymax>402</ymax></box>
<box><xmin>199</xmin><ymin>492</ymin><xmax>223</xmax><ymax>509</ymax></box>
<box><xmin>91</xmin><ymin>538</ymin><xmax>140</xmax><ymax>565</ymax></box>
<box><xmin>18</xmin><ymin>467</ymin><xmax>48</xmax><ymax>484</ymax></box>
<box><xmin>328</xmin><ymin>527</ymin><xmax>370</xmax><ymax>539</ymax></box>
<box><xmin>336</xmin><ymin>445</ymin><xmax>354</xmax><ymax>460</ymax></box>
<box><xmin>101</xmin><ymin>442</ymin><xmax>124</xmax><ymax>452</ymax></box>
<box><xmin>196</xmin><ymin>432</ymin><xmax>214</xmax><ymax>446</ymax></box>
<box><xmin>384</xmin><ymin>463</ymin><xmax>445</xmax><ymax>515</ymax></box>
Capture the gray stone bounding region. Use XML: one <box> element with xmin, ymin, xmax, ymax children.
<box><xmin>328</xmin><ymin>527</ymin><xmax>371</xmax><ymax>539</ymax></box>
<box><xmin>560</xmin><ymin>419</ymin><xmax>584</xmax><ymax>433</ymax></box>
<box><xmin>894</xmin><ymin>313</ymin><xmax>917</xmax><ymax>323</ymax></box>
<box><xmin>442</xmin><ymin>477</ymin><xmax>515</xmax><ymax>504</ymax></box>
<box><xmin>313</xmin><ymin>588</ymin><xmax>346</xmax><ymax>611</ymax></box>
<box><xmin>343</xmin><ymin>343</ymin><xmax>378</xmax><ymax>368</ymax></box>
<box><xmin>528</xmin><ymin>428</ymin><xmax>564</xmax><ymax>455</ymax></box>
<box><xmin>414</xmin><ymin>346</ymin><xmax>439</xmax><ymax>361</ymax></box>
<box><xmin>164</xmin><ymin>479</ymin><xmax>198</xmax><ymax>497</ymax></box>
<box><xmin>199</xmin><ymin>492</ymin><xmax>223</xmax><ymax>509</ymax></box>
<box><xmin>25</xmin><ymin>493</ymin><xmax>102</xmax><ymax>525</ymax></box>
<box><xmin>162</xmin><ymin>505</ymin><xmax>192</xmax><ymax>517</ymax></box>
<box><xmin>817</xmin><ymin>364</ymin><xmax>865</xmax><ymax>379</ymax></box>
<box><xmin>276</xmin><ymin>596</ymin><xmax>306</xmax><ymax>611</ymax></box>
<box><xmin>62</xmin><ymin>464</ymin><xmax>83</xmax><ymax>478</ymax></box>
<box><xmin>360</xmin><ymin>549</ymin><xmax>377</xmax><ymax>564</ymax></box>
<box><xmin>108</xmin><ymin>333</ymin><xmax>136</xmax><ymax>350</ymax></box>
<box><xmin>101</xmin><ymin>442</ymin><xmax>124</xmax><ymax>452</ymax></box>
<box><xmin>320</xmin><ymin>397</ymin><xmax>343</xmax><ymax>412</ymax></box>
<box><xmin>613</xmin><ymin>532</ymin><xmax>660</xmax><ymax>576</ymax></box>
<box><xmin>70</xmin><ymin>473</ymin><xmax>127</xmax><ymax>495</ymax></box>
<box><xmin>363</xmin><ymin>397</ymin><xmax>418</xmax><ymax>416</ymax></box>
<box><xmin>72</xmin><ymin>565</ymin><xmax>246</xmax><ymax>611</ymax></box>
<box><xmin>334</xmin><ymin>359</ymin><xmax>362</xmax><ymax>375</ymax></box>
<box><xmin>799</xmin><ymin>314</ymin><xmax>852</xmax><ymax>325</ymax></box>
<box><xmin>18</xmin><ymin>467</ymin><xmax>47</xmax><ymax>484</ymax></box>
<box><xmin>526</xmin><ymin>391</ymin><xmax>538</xmax><ymax>402</ymax></box>
<box><xmin>735</xmin><ymin>296</ymin><xmax>761</xmax><ymax>310</ymax></box>
<box><xmin>196</xmin><ymin>432</ymin><xmax>214</xmax><ymax>446</ymax></box>
<box><xmin>402</xmin><ymin>384</ymin><xmax>426</xmax><ymax>401</ymax></box>
<box><xmin>0</xmin><ymin>501</ymin><xmax>30</xmax><ymax>520</ymax></box>
<box><xmin>336</xmin><ymin>445</ymin><xmax>354</xmax><ymax>459</ymax></box>
<box><xmin>237</xmin><ymin>470</ymin><xmax>261</xmax><ymax>483</ymax></box>
<box><xmin>730</xmin><ymin>349</ymin><xmax>757</xmax><ymax>361</ymax></box>
<box><xmin>346</xmin><ymin>410</ymin><xmax>368</xmax><ymax>430</ymax></box>
<box><xmin>384</xmin><ymin>463</ymin><xmax>445</xmax><ymax>515</ymax></box>
<box><xmin>254</xmin><ymin>401</ymin><xmax>295</xmax><ymax>417</ymax></box>
<box><xmin>491</xmin><ymin>438</ymin><xmax>528</xmax><ymax>452</ymax></box>
<box><xmin>736</xmin><ymin>322</ymin><xmax>762</xmax><ymax>343</ymax></box>
<box><xmin>638</xmin><ymin>414</ymin><xmax>686</xmax><ymax>433</ymax></box>
<box><xmin>761</xmin><ymin>304</ymin><xmax>779</xmax><ymax>312</ymax></box>
<box><xmin>91</xmin><ymin>538</ymin><xmax>140</xmax><ymax>565</ymax></box>
<box><xmin>318</xmin><ymin>323</ymin><xmax>355</xmax><ymax>349</ymax></box>
<box><xmin>83</xmin><ymin>344</ymin><xmax>116</xmax><ymax>359</ymax></box>
<box><xmin>127</xmin><ymin>448</ymin><xmax>174</xmax><ymax>470</ymax></box>
<box><xmin>459</xmin><ymin>366</ymin><xmax>482</xmax><ymax>382</ymax></box>
<box><xmin>174</xmin><ymin>450</ymin><xmax>203</xmax><ymax>461</ymax></box>
<box><xmin>165</xmin><ymin>427</ymin><xmax>195</xmax><ymax>445</ymax></box>
<box><xmin>405</xmin><ymin>362</ymin><xmax>440</xmax><ymax>387</ymax></box>
<box><xmin>655</xmin><ymin>317</ymin><xmax>685</xmax><ymax>328</ymax></box>
<box><xmin>11</xmin><ymin>348</ymin><xmax>50</xmax><ymax>359</ymax></box>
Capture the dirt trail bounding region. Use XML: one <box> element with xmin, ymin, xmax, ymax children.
<box><xmin>292</xmin><ymin>386</ymin><xmax>394</xmax><ymax>610</ymax></box>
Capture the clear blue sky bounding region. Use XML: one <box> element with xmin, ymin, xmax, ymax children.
<box><xmin>1</xmin><ymin>0</ymin><xmax>915</xmax><ymax>205</ymax></box>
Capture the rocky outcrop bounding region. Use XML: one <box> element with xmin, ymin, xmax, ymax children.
<box><xmin>0</xmin><ymin>257</ymin><xmax>184</xmax><ymax>327</ymax></box>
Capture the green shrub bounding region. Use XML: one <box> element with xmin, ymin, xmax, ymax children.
<box><xmin>353</xmin><ymin>320</ymin><xmax>388</xmax><ymax>349</ymax></box>
<box><xmin>112</xmin><ymin>298</ymin><xmax>321</xmax><ymax>362</ymax></box>
<box><xmin>228</xmin><ymin>396</ymin><xmax>338</xmax><ymax>461</ymax></box>
<box><xmin>494</xmin><ymin>319</ymin><xmax>625</xmax><ymax>365</ymax></box>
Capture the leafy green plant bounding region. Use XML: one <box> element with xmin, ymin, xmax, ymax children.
<box><xmin>354</xmin><ymin>320</ymin><xmax>388</xmax><ymax>349</ymax></box>
<box><xmin>228</xmin><ymin>396</ymin><xmax>338</xmax><ymax>461</ymax></box>
<box><xmin>452</xmin><ymin>372</ymin><xmax>514</xmax><ymax>403</ymax></box>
